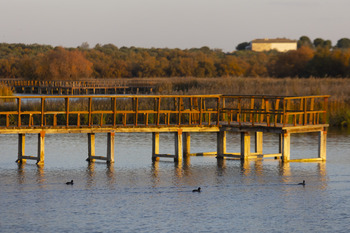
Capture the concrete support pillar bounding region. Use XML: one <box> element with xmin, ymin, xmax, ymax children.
<box><xmin>174</xmin><ymin>130</ymin><xmax>183</xmax><ymax>162</ymax></box>
<box><xmin>183</xmin><ymin>132</ymin><xmax>191</xmax><ymax>156</ymax></box>
<box><xmin>87</xmin><ymin>133</ymin><xmax>96</xmax><ymax>161</ymax></box>
<box><xmin>240</xmin><ymin>132</ymin><xmax>251</xmax><ymax>160</ymax></box>
<box><xmin>17</xmin><ymin>134</ymin><xmax>26</xmax><ymax>162</ymax></box>
<box><xmin>318</xmin><ymin>129</ymin><xmax>327</xmax><ymax>160</ymax></box>
<box><xmin>107</xmin><ymin>132</ymin><xmax>115</xmax><ymax>163</ymax></box>
<box><xmin>217</xmin><ymin>131</ymin><xmax>226</xmax><ymax>158</ymax></box>
<box><xmin>37</xmin><ymin>131</ymin><xmax>45</xmax><ymax>164</ymax></box>
<box><xmin>255</xmin><ymin>132</ymin><xmax>263</xmax><ymax>154</ymax></box>
<box><xmin>152</xmin><ymin>132</ymin><xmax>160</xmax><ymax>161</ymax></box>
<box><xmin>281</xmin><ymin>131</ymin><xmax>290</xmax><ymax>161</ymax></box>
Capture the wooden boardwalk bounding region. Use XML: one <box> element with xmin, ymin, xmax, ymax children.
<box><xmin>0</xmin><ymin>79</ymin><xmax>156</xmax><ymax>95</ymax></box>
<box><xmin>0</xmin><ymin>94</ymin><xmax>329</xmax><ymax>164</ymax></box>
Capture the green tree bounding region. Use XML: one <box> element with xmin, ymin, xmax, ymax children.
<box><xmin>298</xmin><ymin>36</ymin><xmax>313</xmax><ymax>49</ymax></box>
<box><xmin>314</xmin><ymin>38</ymin><xmax>332</xmax><ymax>49</ymax></box>
<box><xmin>271</xmin><ymin>47</ymin><xmax>314</xmax><ymax>77</ymax></box>
<box><xmin>236</xmin><ymin>42</ymin><xmax>250</xmax><ymax>51</ymax></box>
<box><xmin>336</xmin><ymin>38</ymin><xmax>350</xmax><ymax>49</ymax></box>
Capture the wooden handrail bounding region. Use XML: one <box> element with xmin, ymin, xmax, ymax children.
<box><xmin>0</xmin><ymin>95</ymin><xmax>329</xmax><ymax>129</ymax></box>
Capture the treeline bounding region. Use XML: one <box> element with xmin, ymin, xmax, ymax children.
<box><xmin>1</xmin><ymin>36</ymin><xmax>350</xmax><ymax>80</ymax></box>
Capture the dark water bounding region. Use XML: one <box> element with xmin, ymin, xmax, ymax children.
<box><xmin>0</xmin><ymin>130</ymin><xmax>350</xmax><ymax>232</ymax></box>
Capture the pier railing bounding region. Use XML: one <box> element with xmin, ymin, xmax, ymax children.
<box><xmin>0</xmin><ymin>79</ymin><xmax>156</xmax><ymax>88</ymax></box>
<box><xmin>221</xmin><ymin>95</ymin><xmax>329</xmax><ymax>127</ymax></box>
<box><xmin>0</xmin><ymin>95</ymin><xmax>329</xmax><ymax>129</ymax></box>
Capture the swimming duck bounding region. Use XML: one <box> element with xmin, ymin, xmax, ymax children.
<box><xmin>66</xmin><ymin>180</ymin><xmax>74</xmax><ymax>185</ymax></box>
<box><xmin>298</xmin><ymin>180</ymin><xmax>305</xmax><ymax>186</ymax></box>
<box><xmin>192</xmin><ymin>187</ymin><xmax>201</xmax><ymax>192</ymax></box>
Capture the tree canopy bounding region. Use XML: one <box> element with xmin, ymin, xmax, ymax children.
<box><xmin>1</xmin><ymin>36</ymin><xmax>350</xmax><ymax>80</ymax></box>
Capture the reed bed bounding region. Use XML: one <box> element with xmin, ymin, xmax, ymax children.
<box><xmin>154</xmin><ymin>77</ymin><xmax>350</xmax><ymax>127</ymax></box>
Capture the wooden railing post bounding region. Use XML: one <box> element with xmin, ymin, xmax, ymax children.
<box><xmin>41</xmin><ymin>97</ymin><xmax>45</xmax><ymax>127</ymax></box>
<box><xmin>134</xmin><ymin>97</ymin><xmax>138</xmax><ymax>126</ymax></box>
<box><xmin>238</xmin><ymin>97</ymin><xmax>241</xmax><ymax>126</ymax></box>
<box><xmin>283</xmin><ymin>99</ymin><xmax>286</xmax><ymax>127</ymax></box>
<box><xmin>303</xmin><ymin>97</ymin><xmax>307</xmax><ymax>125</ymax></box>
<box><xmin>217</xmin><ymin>97</ymin><xmax>220</xmax><ymax>126</ymax></box>
<box><xmin>323</xmin><ymin>97</ymin><xmax>328</xmax><ymax>124</ymax></box>
<box><xmin>199</xmin><ymin>97</ymin><xmax>203</xmax><ymax>126</ymax></box>
<box><xmin>88</xmin><ymin>97</ymin><xmax>92</xmax><ymax>126</ymax></box>
<box><xmin>113</xmin><ymin>97</ymin><xmax>117</xmax><ymax>127</ymax></box>
<box><xmin>17</xmin><ymin>97</ymin><xmax>21</xmax><ymax>127</ymax></box>
<box><xmin>265</xmin><ymin>99</ymin><xmax>270</xmax><ymax>127</ymax></box>
<box><xmin>274</xmin><ymin>98</ymin><xmax>280</xmax><ymax>127</ymax></box>
<box><xmin>65</xmin><ymin>97</ymin><xmax>69</xmax><ymax>127</ymax></box>
<box><xmin>157</xmin><ymin>97</ymin><xmax>161</xmax><ymax>126</ymax></box>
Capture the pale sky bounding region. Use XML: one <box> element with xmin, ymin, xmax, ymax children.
<box><xmin>1</xmin><ymin>0</ymin><xmax>349</xmax><ymax>51</ymax></box>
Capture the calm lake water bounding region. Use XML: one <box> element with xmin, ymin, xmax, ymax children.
<box><xmin>0</xmin><ymin>129</ymin><xmax>350</xmax><ymax>232</ymax></box>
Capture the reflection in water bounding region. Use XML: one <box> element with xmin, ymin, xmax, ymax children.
<box><xmin>151</xmin><ymin>161</ymin><xmax>160</xmax><ymax>187</ymax></box>
<box><xmin>279</xmin><ymin>161</ymin><xmax>291</xmax><ymax>178</ymax></box>
<box><xmin>240</xmin><ymin>160</ymin><xmax>251</xmax><ymax>176</ymax></box>
<box><xmin>16</xmin><ymin>162</ymin><xmax>45</xmax><ymax>186</ymax></box>
<box><xmin>106</xmin><ymin>163</ymin><xmax>116</xmax><ymax>187</ymax></box>
<box><xmin>174</xmin><ymin>161</ymin><xmax>183</xmax><ymax>178</ymax></box>
<box><xmin>36</xmin><ymin>163</ymin><xmax>45</xmax><ymax>186</ymax></box>
<box><xmin>17</xmin><ymin>162</ymin><xmax>26</xmax><ymax>184</ymax></box>
<box><xmin>85</xmin><ymin>161</ymin><xmax>116</xmax><ymax>188</ymax></box>
<box><xmin>216</xmin><ymin>158</ymin><xmax>226</xmax><ymax>176</ymax></box>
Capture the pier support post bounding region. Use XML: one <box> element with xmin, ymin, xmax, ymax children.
<box><xmin>281</xmin><ymin>131</ymin><xmax>290</xmax><ymax>161</ymax></box>
<box><xmin>17</xmin><ymin>134</ymin><xmax>26</xmax><ymax>162</ymax></box>
<box><xmin>37</xmin><ymin>131</ymin><xmax>45</xmax><ymax>164</ymax></box>
<box><xmin>318</xmin><ymin>129</ymin><xmax>327</xmax><ymax>160</ymax></box>
<box><xmin>255</xmin><ymin>132</ymin><xmax>263</xmax><ymax>155</ymax></box>
<box><xmin>87</xmin><ymin>132</ymin><xmax>115</xmax><ymax>163</ymax></box>
<box><xmin>107</xmin><ymin>132</ymin><xmax>115</xmax><ymax>163</ymax></box>
<box><xmin>174</xmin><ymin>129</ymin><xmax>183</xmax><ymax>162</ymax></box>
<box><xmin>87</xmin><ymin>133</ymin><xmax>96</xmax><ymax>162</ymax></box>
<box><xmin>16</xmin><ymin>132</ymin><xmax>45</xmax><ymax>164</ymax></box>
<box><xmin>240</xmin><ymin>132</ymin><xmax>251</xmax><ymax>160</ymax></box>
<box><xmin>183</xmin><ymin>132</ymin><xmax>190</xmax><ymax>156</ymax></box>
<box><xmin>152</xmin><ymin>132</ymin><xmax>160</xmax><ymax>161</ymax></box>
<box><xmin>217</xmin><ymin>131</ymin><xmax>226</xmax><ymax>158</ymax></box>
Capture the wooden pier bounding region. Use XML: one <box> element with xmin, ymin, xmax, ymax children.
<box><xmin>0</xmin><ymin>94</ymin><xmax>329</xmax><ymax>164</ymax></box>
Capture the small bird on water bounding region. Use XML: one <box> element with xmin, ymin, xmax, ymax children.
<box><xmin>66</xmin><ymin>180</ymin><xmax>74</xmax><ymax>185</ymax></box>
<box><xmin>192</xmin><ymin>187</ymin><xmax>201</xmax><ymax>192</ymax></box>
<box><xmin>298</xmin><ymin>180</ymin><xmax>305</xmax><ymax>186</ymax></box>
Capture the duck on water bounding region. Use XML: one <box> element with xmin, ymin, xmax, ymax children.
<box><xmin>298</xmin><ymin>180</ymin><xmax>305</xmax><ymax>186</ymax></box>
<box><xmin>66</xmin><ymin>180</ymin><xmax>74</xmax><ymax>185</ymax></box>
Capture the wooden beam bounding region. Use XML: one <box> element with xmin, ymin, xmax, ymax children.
<box><xmin>37</xmin><ymin>131</ymin><xmax>45</xmax><ymax>164</ymax></box>
<box><xmin>87</xmin><ymin>133</ymin><xmax>95</xmax><ymax>161</ymax></box>
<box><xmin>318</xmin><ymin>129</ymin><xmax>327</xmax><ymax>160</ymax></box>
<box><xmin>107</xmin><ymin>132</ymin><xmax>115</xmax><ymax>163</ymax></box>
<box><xmin>17</xmin><ymin>133</ymin><xmax>25</xmax><ymax>163</ymax></box>
<box><xmin>281</xmin><ymin>131</ymin><xmax>290</xmax><ymax>161</ymax></box>
<box><xmin>174</xmin><ymin>129</ymin><xmax>183</xmax><ymax>162</ymax></box>
<box><xmin>217</xmin><ymin>131</ymin><xmax>226</xmax><ymax>158</ymax></box>
<box><xmin>183</xmin><ymin>132</ymin><xmax>190</xmax><ymax>156</ymax></box>
<box><xmin>255</xmin><ymin>132</ymin><xmax>263</xmax><ymax>154</ymax></box>
<box><xmin>240</xmin><ymin>132</ymin><xmax>251</xmax><ymax>160</ymax></box>
<box><xmin>152</xmin><ymin>132</ymin><xmax>160</xmax><ymax>161</ymax></box>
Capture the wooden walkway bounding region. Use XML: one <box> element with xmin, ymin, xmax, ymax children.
<box><xmin>0</xmin><ymin>79</ymin><xmax>156</xmax><ymax>95</ymax></box>
<box><xmin>0</xmin><ymin>94</ymin><xmax>329</xmax><ymax>164</ymax></box>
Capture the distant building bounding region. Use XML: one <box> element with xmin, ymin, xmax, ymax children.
<box><xmin>247</xmin><ymin>38</ymin><xmax>297</xmax><ymax>52</ymax></box>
